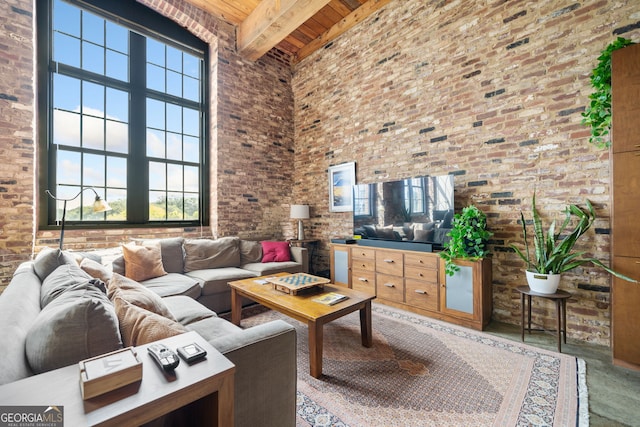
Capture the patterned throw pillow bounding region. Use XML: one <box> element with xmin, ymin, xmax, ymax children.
<box><xmin>107</xmin><ymin>273</ymin><xmax>177</xmax><ymax>321</ymax></box>
<box><xmin>80</xmin><ymin>257</ymin><xmax>112</xmax><ymax>283</ymax></box>
<box><xmin>112</xmin><ymin>294</ymin><xmax>186</xmax><ymax>347</ymax></box>
<box><xmin>121</xmin><ymin>242</ymin><xmax>167</xmax><ymax>282</ymax></box>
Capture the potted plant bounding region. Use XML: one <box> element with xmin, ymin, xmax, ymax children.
<box><xmin>510</xmin><ymin>193</ymin><xmax>637</xmax><ymax>293</ymax></box>
<box><xmin>440</xmin><ymin>205</ymin><xmax>493</xmax><ymax>276</ymax></box>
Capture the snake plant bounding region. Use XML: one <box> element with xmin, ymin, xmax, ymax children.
<box><xmin>510</xmin><ymin>193</ymin><xmax>637</xmax><ymax>282</ymax></box>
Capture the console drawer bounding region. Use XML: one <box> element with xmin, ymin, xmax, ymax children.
<box><xmin>352</xmin><ymin>269</ymin><xmax>375</xmax><ymax>293</ymax></box>
<box><xmin>404</xmin><ymin>252</ymin><xmax>438</xmax><ymax>269</ymax></box>
<box><xmin>352</xmin><ymin>258</ymin><xmax>375</xmax><ymax>271</ymax></box>
<box><xmin>405</xmin><ymin>279</ymin><xmax>438</xmax><ymax>311</ymax></box>
<box><xmin>376</xmin><ymin>250</ymin><xmax>403</xmax><ymax>276</ymax></box>
<box><xmin>352</xmin><ymin>247</ymin><xmax>376</xmax><ymax>261</ymax></box>
<box><xmin>405</xmin><ymin>266</ymin><xmax>438</xmax><ymax>283</ymax></box>
<box><xmin>376</xmin><ymin>273</ymin><xmax>404</xmax><ymax>302</ymax></box>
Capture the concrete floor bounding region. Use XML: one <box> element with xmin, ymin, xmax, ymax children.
<box><xmin>484</xmin><ymin>321</ymin><xmax>640</xmax><ymax>427</ymax></box>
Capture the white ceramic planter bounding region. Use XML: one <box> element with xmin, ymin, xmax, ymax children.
<box><xmin>525</xmin><ymin>270</ymin><xmax>561</xmax><ymax>294</ymax></box>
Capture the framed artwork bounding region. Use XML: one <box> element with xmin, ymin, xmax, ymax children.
<box><xmin>328</xmin><ymin>162</ymin><xmax>355</xmax><ymax>212</ymax></box>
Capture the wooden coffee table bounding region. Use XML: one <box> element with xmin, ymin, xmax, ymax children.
<box><xmin>229</xmin><ymin>273</ymin><xmax>376</xmax><ymax>378</ymax></box>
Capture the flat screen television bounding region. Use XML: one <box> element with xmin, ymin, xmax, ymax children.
<box><xmin>352</xmin><ymin>175</ymin><xmax>455</xmax><ymax>252</ymax></box>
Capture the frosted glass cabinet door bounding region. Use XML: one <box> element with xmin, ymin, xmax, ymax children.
<box><xmin>330</xmin><ymin>245</ymin><xmax>350</xmax><ymax>287</ymax></box>
<box><xmin>444</xmin><ymin>265</ymin><xmax>474</xmax><ymax>314</ymax></box>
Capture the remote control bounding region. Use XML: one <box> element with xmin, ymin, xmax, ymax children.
<box><xmin>147</xmin><ymin>343</ymin><xmax>180</xmax><ymax>371</ymax></box>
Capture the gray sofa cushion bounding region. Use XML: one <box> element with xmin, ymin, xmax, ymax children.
<box><xmin>112</xmin><ymin>254</ymin><xmax>125</xmax><ymax>275</ymax></box>
<box><xmin>183</xmin><ymin>237</ymin><xmax>241</xmax><ymax>272</ymax></box>
<box><xmin>240</xmin><ymin>240</ymin><xmax>263</xmax><ymax>264</ymax></box>
<box><xmin>162</xmin><ymin>295</ymin><xmax>217</xmax><ymax>325</ymax></box>
<box><xmin>0</xmin><ymin>263</ymin><xmax>42</xmax><ymax>385</ymax></box>
<box><xmin>40</xmin><ymin>263</ymin><xmax>95</xmax><ymax>307</ymax></box>
<box><xmin>141</xmin><ymin>272</ymin><xmax>202</xmax><ymax>299</ymax></box>
<box><xmin>209</xmin><ymin>320</ymin><xmax>297</xmax><ymax>427</ymax></box>
<box><xmin>186</xmin><ymin>316</ymin><xmax>243</xmax><ymax>343</ymax></box>
<box><xmin>33</xmin><ymin>248</ymin><xmax>77</xmax><ymax>281</ymax></box>
<box><xmin>242</xmin><ymin>261</ymin><xmax>304</xmax><ymax>276</ymax></box>
<box><xmin>141</xmin><ymin>237</ymin><xmax>185</xmax><ymax>273</ymax></box>
<box><xmin>25</xmin><ymin>268</ymin><xmax>122</xmax><ymax>374</ymax></box>
<box><xmin>185</xmin><ymin>267</ymin><xmax>256</xmax><ymax>296</ymax></box>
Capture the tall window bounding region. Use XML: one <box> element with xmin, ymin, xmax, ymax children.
<box><xmin>38</xmin><ymin>0</ymin><xmax>208</xmax><ymax>227</ymax></box>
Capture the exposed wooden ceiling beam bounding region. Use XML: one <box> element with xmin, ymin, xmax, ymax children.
<box><xmin>184</xmin><ymin>0</ymin><xmax>258</xmax><ymax>25</ymax></box>
<box><xmin>293</xmin><ymin>0</ymin><xmax>391</xmax><ymax>64</ymax></box>
<box><xmin>237</xmin><ymin>0</ymin><xmax>333</xmax><ymax>61</ymax></box>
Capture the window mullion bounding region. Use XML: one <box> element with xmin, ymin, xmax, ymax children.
<box><xmin>128</xmin><ymin>32</ymin><xmax>148</xmax><ymax>223</ymax></box>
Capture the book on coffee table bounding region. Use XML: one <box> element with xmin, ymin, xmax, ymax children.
<box><xmin>312</xmin><ymin>292</ymin><xmax>349</xmax><ymax>306</ymax></box>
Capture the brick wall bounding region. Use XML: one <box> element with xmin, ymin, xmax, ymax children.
<box><xmin>292</xmin><ymin>0</ymin><xmax>640</xmax><ymax>344</ymax></box>
<box><xmin>0</xmin><ymin>0</ymin><xmax>35</xmax><ymax>288</ymax></box>
<box><xmin>0</xmin><ymin>0</ymin><xmax>295</xmax><ymax>290</ymax></box>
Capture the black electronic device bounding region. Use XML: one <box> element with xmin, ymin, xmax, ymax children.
<box><xmin>177</xmin><ymin>343</ymin><xmax>207</xmax><ymax>363</ymax></box>
<box><xmin>330</xmin><ymin>238</ymin><xmax>356</xmax><ymax>244</ymax></box>
<box><xmin>147</xmin><ymin>343</ymin><xmax>180</xmax><ymax>371</ymax></box>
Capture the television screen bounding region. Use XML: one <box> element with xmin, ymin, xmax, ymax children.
<box><xmin>353</xmin><ymin>175</ymin><xmax>454</xmax><ymax>250</ymax></box>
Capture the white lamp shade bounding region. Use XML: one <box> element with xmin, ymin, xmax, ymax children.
<box><xmin>290</xmin><ymin>204</ymin><xmax>310</xmax><ymax>219</ymax></box>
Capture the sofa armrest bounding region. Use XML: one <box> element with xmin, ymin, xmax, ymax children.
<box><xmin>208</xmin><ymin>320</ymin><xmax>297</xmax><ymax>427</ymax></box>
<box><xmin>290</xmin><ymin>246</ymin><xmax>308</xmax><ymax>273</ymax></box>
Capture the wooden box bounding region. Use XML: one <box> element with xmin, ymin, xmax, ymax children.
<box><xmin>79</xmin><ymin>347</ymin><xmax>142</xmax><ymax>400</ymax></box>
<box><xmin>267</xmin><ymin>273</ymin><xmax>329</xmax><ymax>295</ymax></box>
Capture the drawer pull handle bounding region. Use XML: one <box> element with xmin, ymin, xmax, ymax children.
<box><xmin>361</xmin><ymin>264</ymin><xmax>366</xmax><ymax>268</ymax></box>
<box><xmin>384</xmin><ymin>283</ymin><xmax>395</xmax><ymax>288</ymax></box>
<box><xmin>415</xmin><ymin>290</ymin><xmax>427</xmax><ymax>295</ymax></box>
<box><xmin>383</xmin><ymin>259</ymin><xmax>395</xmax><ymax>263</ymax></box>
<box><xmin>358</xmin><ymin>278</ymin><xmax>368</xmax><ymax>282</ymax></box>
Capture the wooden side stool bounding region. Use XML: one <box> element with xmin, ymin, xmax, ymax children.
<box><xmin>516</xmin><ymin>285</ymin><xmax>571</xmax><ymax>352</ymax></box>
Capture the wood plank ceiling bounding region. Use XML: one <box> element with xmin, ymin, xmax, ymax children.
<box><xmin>183</xmin><ymin>0</ymin><xmax>391</xmax><ymax>63</ymax></box>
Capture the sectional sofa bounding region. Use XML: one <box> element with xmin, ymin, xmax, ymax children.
<box><xmin>0</xmin><ymin>236</ymin><xmax>308</xmax><ymax>427</ymax></box>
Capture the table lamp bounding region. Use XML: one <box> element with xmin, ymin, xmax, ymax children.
<box><xmin>290</xmin><ymin>204</ymin><xmax>310</xmax><ymax>240</ymax></box>
<box><xmin>46</xmin><ymin>187</ymin><xmax>112</xmax><ymax>250</ymax></box>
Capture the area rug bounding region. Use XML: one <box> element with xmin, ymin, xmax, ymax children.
<box><xmin>235</xmin><ymin>303</ymin><xmax>589</xmax><ymax>427</ymax></box>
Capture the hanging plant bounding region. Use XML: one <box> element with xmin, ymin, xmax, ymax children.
<box><xmin>439</xmin><ymin>205</ymin><xmax>493</xmax><ymax>276</ymax></box>
<box><xmin>581</xmin><ymin>37</ymin><xmax>635</xmax><ymax>149</ymax></box>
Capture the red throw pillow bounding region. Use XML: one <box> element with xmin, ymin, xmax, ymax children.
<box><xmin>261</xmin><ymin>241</ymin><xmax>291</xmax><ymax>263</ymax></box>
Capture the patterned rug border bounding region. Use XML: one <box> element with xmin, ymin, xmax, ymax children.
<box><xmin>292</xmin><ymin>303</ymin><xmax>589</xmax><ymax>427</ymax></box>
